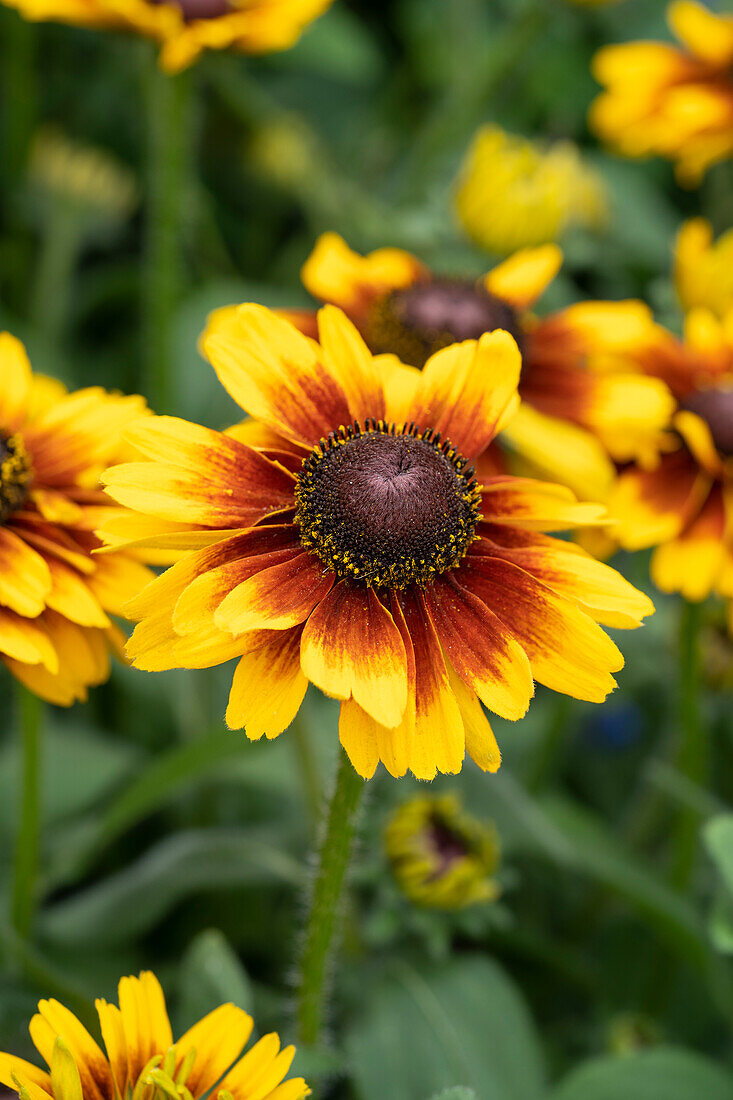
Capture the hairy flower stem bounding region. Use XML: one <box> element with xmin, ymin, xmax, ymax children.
<box><xmin>296</xmin><ymin>749</ymin><xmax>364</xmax><ymax>1046</ymax></box>
<box><xmin>671</xmin><ymin>600</ymin><xmax>705</xmax><ymax>889</ymax></box>
<box><xmin>11</xmin><ymin>686</ymin><xmax>43</xmax><ymax>942</ymax></box>
<box><xmin>142</xmin><ymin>52</ymin><xmax>192</xmax><ymax>412</ymax></box>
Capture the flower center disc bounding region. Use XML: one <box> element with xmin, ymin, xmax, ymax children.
<box><xmin>0</xmin><ymin>431</ymin><xmax>32</xmax><ymax>524</ymax></box>
<box><xmin>365</xmin><ymin>279</ymin><xmax>523</xmax><ymax>368</ymax></box>
<box><xmin>680</xmin><ymin>386</ymin><xmax>733</xmax><ymax>456</ymax></box>
<box><xmin>295</xmin><ymin>421</ymin><xmax>481</xmax><ymax>588</ymax></box>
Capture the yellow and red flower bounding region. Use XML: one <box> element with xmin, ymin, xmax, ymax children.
<box><xmin>385</xmin><ymin>793</ymin><xmax>500</xmax><ymax>909</ymax></box>
<box><xmin>205</xmin><ymin>233</ymin><xmax>673</xmax><ymax>501</ymax></box>
<box><xmin>1</xmin><ymin>0</ymin><xmax>332</xmax><ymax>73</ymax></box>
<box><xmin>0</xmin><ymin>333</ymin><xmax>154</xmax><ymax>704</ymax></box>
<box><xmin>610</xmin><ymin>307</ymin><xmax>733</xmax><ymax>623</ymax></box>
<box><xmin>102</xmin><ymin>303</ymin><xmax>653</xmax><ymax>780</ymax></box>
<box><xmin>590</xmin><ymin>0</ymin><xmax>733</xmax><ymax>184</ymax></box>
<box><xmin>0</xmin><ymin>970</ymin><xmax>309</xmax><ymax>1100</ymax></box>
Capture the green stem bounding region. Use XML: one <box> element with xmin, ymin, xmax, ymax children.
<box><xmin>141</xmin><ymin>52</ymin><xmax>193</xmax><ymax>412</ymax></box>
<box><xmin>671</xmin><ymin>600</ymin><xmax>705</xmax><ymax>889</ymax></box>
<box><xmin>11</xmin><ymin>685</ymin><xmax>43</xmax><ymax>942</ymax></box>
<box><xmin>296</xmin><ymin>749</ymin><xmax>364</xmax><ymax>1046</ymax></box>
<box><xmin>31</xmin><ymin>210</ymin><xmax>83</xmax><ymax>350</ymax></box>
<box><xmin>2</xmin><ymin>9</ymin><xmax>37</xmax><ymax>183</ymax></box>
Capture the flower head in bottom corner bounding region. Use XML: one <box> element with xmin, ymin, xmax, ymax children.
<box><xmin>0</xmin><ymin>971</ymin><xmax>309</xmax><ymax>1100</ymax></box>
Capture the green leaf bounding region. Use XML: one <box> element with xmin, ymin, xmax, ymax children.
<box><xmin>178</xmin><ymin>929</ymin><xmax>253</xmax><ymax>1026</ymax></box>
<box><xmin>345</xmin><ymin>954</ymin><xmax>544</xmax><ymax>1100</ymax></box>
<box><xmin>704</xmin><ymin>815</ymin><xmax>733</xmax><ymax>893</ymax></box>
<box><xmin>40</xmin><ymin>830</ymin><xmax>304</xmax><ymax>947</ymax></box>
<box><xmin>552</xmin><ymin>1048</ymin><xmax>733</xmax><ymax>1100</ymax></box>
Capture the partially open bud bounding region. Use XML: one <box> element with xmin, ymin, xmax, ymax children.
<box><xmin>384</xmin><ymin>794</ymin><xmax>500</xmax><ymax>909</ymax></box>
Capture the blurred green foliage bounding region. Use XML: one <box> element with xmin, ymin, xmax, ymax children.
<box><xmin>2</xmin><ymin>0</ymin><xmax>733</xmax><ymax>1097</ymax></box>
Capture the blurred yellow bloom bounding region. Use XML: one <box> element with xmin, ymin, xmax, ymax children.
<box><xmin>675</xmin><ymin>218</ymin><xmax>733</xmax><ymax>319</ymax></box>
<box><xmin>1</xmin><ymin>0</ymin><xmax>333</xmax><ymax>73</ymax></box>
<box><xmin>29</xmin><ymin>127</ymin><xmax>138</xmax><ymax>219</ymax></box>
<box><xmin>385</xmin><ymin>794</ymin><xmax>500</xmax><ymax>909</ymax></box>
<box><xmin>590</xmin><ymin>1</ymin><xmax>733</xmax><ymax>184</ymax></box>
<box><xmin>455</xmin><ymin>125</ymin><xmax>608</xmax><ymax>256</ymax></box>
<box><xmin>0</xmin><ymin>970</ymin><xmax>310</xmax><ymax>1100</ymax></box>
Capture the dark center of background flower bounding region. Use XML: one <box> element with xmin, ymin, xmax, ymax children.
<box><xmin>0</xmin><ymin>431</ymin><xmax>33</xmax><ymax>525</ymax></box>
<box><xmin>365</xmin><ymin>279</ymin><xmax>524</xmax><ymax>369</ymax></box>
<box><xmin>295</xmin><ymin>420</ymin><xmax>480</xmax><ymax>588</ymax></box>
<box><xmin>152</xmin><ymin>0</ymin><xmax>232</xmax><ymax>20</ymax></box>
<box><xmin>425</xmin><ymin>815</ymin><xmax>470</xmax><ymax>877</ymax></box>
<box><xmin>679</xmin><ymin>385</ymin><xmax>733</xmax><ymax>456</ymax></box>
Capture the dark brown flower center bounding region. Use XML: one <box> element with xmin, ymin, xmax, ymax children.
<box><xmin>151</xmin><ymin>0</ymin><xmax>231</xmax><ymax>20</ymax></box>
<box><xmin>365</xmin><ymin>279</ymin><xmax>524</xmax><ymax>369</ymax></box>
<box><xmin>679</xmin><ymin>385</ymin><xmax>733</xmax><ymax>456</ymax></box>
<box><xmin>426</xmin><ymin>816</ymin><xmax>469</xmax><ymax>877</ymax></box>
<box><xmin>0</xmin><ymin>431</ymin><xmax>33</xmax><ymax>524</ymax></box>
<box><xmin>295</xmin><ymin>419</ymin><xmax>481</xmax><ymax>589</ymax></box>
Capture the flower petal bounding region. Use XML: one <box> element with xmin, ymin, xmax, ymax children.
<box><xmin>215</xmin><ymin>552</ymin><xmax>334</xmax><ymax>635</ymax></box>
<box><xmin>482</xmin><ymin>476</ymin><xmax>607</xmax><ymax>530</ymax></box>
<box><xmin>203</xmin><ymin>304</ymin><xmax>352</xmax><ymax>447</ymax></box>
<box><xmin>316</xmin><ymin>304</ymin><xmax>385</xmax><ymax>422</ymax></box>
<box><xmin>300</xmin><ymin>583</ymin><xmax>408</xmax><ymax>727</ymax></box>
<box><xmin>426</xmin><ymin>574</ymin><xmax>533</xmax><ymax>720</ymax></box>
<box><xmin>651</xmin><ymin>483</ymin><xmax>726</xmax><ymax>601</ymax></box>
<box><xmin>409</xmin><ymin>331</ymin><xmax>521</xmax><ymax>459</ymax></box>
<box><xmin>301</xmin><ymin>232</ymin><xmax>424</xmax><ymax>317</ymax></box>
<box><xmin>0</xmin><ymin>527</ymin><xmax>52</xmax><ymax>617</ymax></box>
<box><xmin>0</xmin><ymin>1055</ymin><xmax>51</xmax><ymax>1095</ymax></box>
<box><xmin>177</xmin><ymin>1004</ymin><xmax>254</xmax><ymax>1096</ymax></box>
<box><xmin>0</xmin><ymin>331</ymin><xmax>33</xmax><ymax>429</ymax></box>
<box><xmin>461</xmin><ymin>555</ymin><xmax>623</xmax><ymax>702</ymax></box>
<box><xmin>444</xmin><ymin>657</ymin><xmax>501</xmax><ymax>773</ymax></box>
<box><xmin>30</xmin><ymin>1001</ymin><xmax>112</xmax><ymax>1100</ymax></box>
<box><xmin>610</xmin><ymin>451</ymin><xmax>710</xmax><ymax>550</ymax></box>
<box><xmin>226</xmin><ymin>628</ymin><xmax>308</xmax><ymax>739</ymax></box>
<box><xmin>484</xmin><ymin>245</ymin><xmax>562</xmax><ymax>310</ymax></box>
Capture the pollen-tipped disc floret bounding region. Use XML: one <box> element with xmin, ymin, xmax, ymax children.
<box><xmin>295</xmin><ymin>419</ymin><xmax>481</xmax><ymax>589</ymax></box>
<box><xmin>680</xmin><ymin>385</ymin><xmax>733</xmax><ymax>455</ymax></box>
<box><xmin>365</xmin><ymin>278</ymin><xmax>523</xmax><ymax>368</ymax></box>
<box><xmin>0</xmin><ymin>430</ymin><xmax>32</xmax><ymax>524</ymax></box>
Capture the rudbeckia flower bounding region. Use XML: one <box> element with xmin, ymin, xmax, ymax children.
<box><xmin>590</xmin><ymin>0</ymin><xmax>733</xmax><ymax>184</ymax></box>
<box><xmin>101</xmin><ymin>304</ymin><xmax>653</xmax><ymax>780</ymax></box>
<box><xmin>385</xmin><ymin>793</ymin><xmax>500</xmax><ymax>909</ymax></box>
<box><xmin>204</xmin><ymin>233</ymin><xmax>673</xmax><ymax>501</ymax></box>
<box><xmin>0</xmin><ymin>970</ymin><xmax>309</xmax><ymax>1100</ymax></box>
<box><xmin>1</xmin><ymin>0</ymin><xmax>332</xmax><ymax>73</ymax></box>
<box><xmin>454</xmin><ymin>125</ymin><xmax>608</xmax><ymax>255</ymax></box>
<box><xmin>0</xmin><ymin>334</ymin><xmax>154</xmax><ymax>704</ymax></box>
<box><xmin>675</xmin><ymin>218</ymin><xmax>733</xmax><ymax>320</ymax></box>
<box><xmin>610</xmin><ymin>308</ymin><xmax>733</xmax><ymax>623</ymax></box>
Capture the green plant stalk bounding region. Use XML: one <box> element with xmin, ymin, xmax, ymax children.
<box><xmin>2</xmin><ymin>9</ymin><xmax>37</xmax><ymax>183</ymax></box>
<box><xmin>11</xmin><ymin>686</ymin><xmax>43</xmax><ymax>942</ymax></box>
<box><xmin>31</xmin><ymin>209</ymin><xmax>84</xmax><ymax>350</ymax></box>
<box><xmin>296</xmin><ymin>749</ymin><xmax>364</xmax><ymax>1046</ymax></box>
<box><xmin>142</xmin><ymin>53</ymin><xmax>192</xmax><ymax>412</ymax></box>
<box><xmin>671</xmin><ymin>600</ymin><xmax>705</xmax><ymax>889</ymax></box>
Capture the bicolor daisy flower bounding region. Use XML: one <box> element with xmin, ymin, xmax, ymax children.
<box><xmin>101</xmin><ymin>304</ymin><xmax>653</xmax><ymax>780</ymax></box>
<box><xmin>0</xmin><ymin>334</ymin><xmax>154</xmax><ymax>705</ymax></box>
<box><xmin>610</xmin><ymin>307</ymin><xmax>733</xmax><ymax>623</ymax></box>
<box><xmin>0</xmin><ymin>970</ymin><xmax>309</xmax><ymax>1100</ymax></box>
<box><xmin>590</xmin><ymin>0</ymin><xmax>733</xmax><ymax>184</ymax></box>
<box><xmin>385</xmin><ymin>793</ymin><xmax>500</xmax><ymax>909</ymax></box>
<box><xmin>675</xmin><ymin>218</ymin><xmax>733</xmax><ymax>320</ymax></box>
<box><xmin>204</xmin><ymin>233</ymin><xmax>673</xmax><ymax>501</ymax></box>
<box><xmin>1</xmin><ymin>0</ymin><xmax>332</xmax><ymax>73</ymax></box>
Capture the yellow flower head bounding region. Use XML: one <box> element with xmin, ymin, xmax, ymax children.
<box><xmin>205</xmin><ymin>232</ymin><xmax>672</xmax><ymax>501</ymax></box>
<box><xmin>0</xmin><ymin>970</ymin><xmax>309</xmax><ymax>1100</ymax></box>
<box><xmin>454</xmin><ymin>125</ymin><xmax>608</xmax><ymax>256</ymax></box>
<box><xmin>101</xmin><ymin>302</ymin><xmax>653</xmax><ymax>780</ymax></box>
<box><xmin>385</xmin><ymin>793</ymin><xmax>500</xmax><ymax>909</ymax></box>
<box><xmin>1</xmin><ymin>0</ymin><xmax>333</xmax><ymax>73</ymax></box>
<box><xmin>29</xmin><ymin>128</ymin><xmax>138</xmax><ymax>220</ymax></box>
<box><xmin>0</xmin><ymin>334</ymin><xmax>155</xmax><ymax>705</ymax></box>
<box><xmin>590</xmin><ymin>0</ymin><xmax>733</xmax><ymax>184</ymax></box>
<box><xmin>675</xmin><ymin>218</ymin><xmax>733</xmax><ymax>319</ymax></box>
<box><xmin>609</xmin><ymin>307</ymin><xmax>733</xmax><ymax>612</ymax></box>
